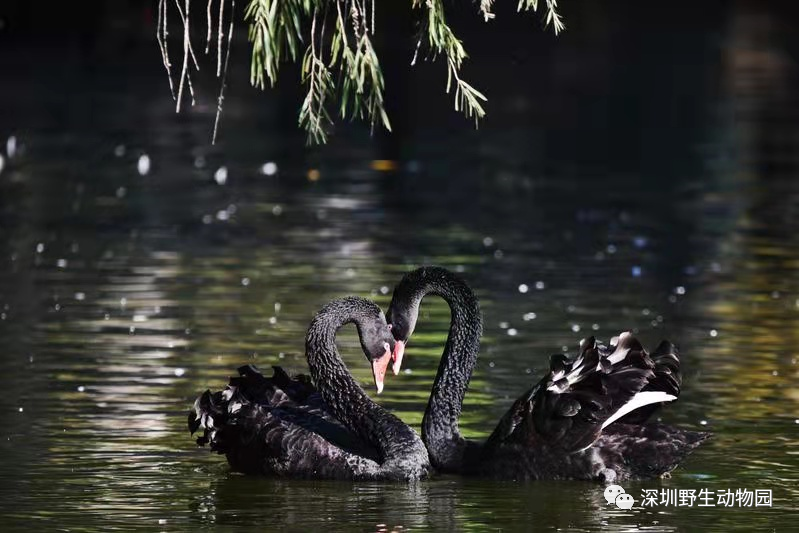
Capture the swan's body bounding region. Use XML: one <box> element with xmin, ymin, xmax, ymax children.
<box><xmin>386</xmin><ymin>267</ymin><xmax>709</xmax><ymax>482</ymax></box>
<box><xmin>189</xmin><ymin>297</ymin><xmax>431</xmax><ymax>481</ymax></box>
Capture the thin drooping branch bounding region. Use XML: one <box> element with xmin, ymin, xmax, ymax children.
<box><xmin>415</xmin><ymin>0</ymin><xmax>487</xmax><ymax>124</ymax></box>
<box><xmin>212</xmin><ymin>0</ymin><xmax>236</xmax><ymax>143</ymax></box>
<box><xmin>159</xmin><ymin>0</ymin><xmax>566</xmax><ymax>144</ymax></box>
<box><xmin>299</xmin><ymin>7</ymin><xmax>334</xmax><ymax>143</ymax></box>
<box><xmin>175</xmin><ymin>0</ymin><xmax>190</xmax><ymax>111</ymax></box>
<box><xmin>156</xmin><ymin>0</ymin><xmax>176</xmax><ymax>100</ymax></box>
<box><xmin>172</xmin><ymin>0</ymin><xmax>201</xmax><ymax>70</ymax></box>
<box><xmin>172</xmin><ymin>0</ymin><xmax>202</xmax><ymax>111</ymax></box>
<box><xmin>314</xmin><ymin>9</ymin><xmax>328</xmax><ymax>137</ymax></box>
<box><xmin>335</xmin><ymin>0</ymin><xmax>348</xmax><ymax>48</ymax></box>
<box><xmin>205</xmin><ymin>0</ymin><xmax>214</xmax><ymax>53</ymax></box>
<box><xmin>217</xmin><ymin>0</ymin><xmax>225</xmax><ymax>76</ymax></box>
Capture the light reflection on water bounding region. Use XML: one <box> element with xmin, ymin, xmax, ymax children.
<box><xmin>2</xmin><ymin>6</ymin><xmax>799</xmax><ymax>531</ymax></box>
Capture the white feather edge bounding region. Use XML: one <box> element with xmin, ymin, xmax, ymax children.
<box><xmin>549</xmin><ymin>333</ymin><xmax>634</xmax><ymax>392</ymax></box>
<box><xmin>600</xmin><ymin>390</ymin><xmax>677</xmax><ymax>430</ymax></box>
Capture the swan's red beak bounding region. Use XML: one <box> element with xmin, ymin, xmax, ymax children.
<box><xmin>392</xmin><ymin>341</ymin><xmax>405</xmax><ymax>375</ymax></box>
<box><xmin>371</xmin><ymin>348</ymin><xmax>392</xmax><ymax>394</ymax></box>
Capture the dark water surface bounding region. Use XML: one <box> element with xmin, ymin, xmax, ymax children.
<box><xmin>1</xmin><ymin>4</ymin><xmax>798</xmax><ymax>531</ymax></box>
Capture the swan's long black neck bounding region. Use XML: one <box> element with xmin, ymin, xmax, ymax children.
<box><xmin>402</xmin><ymin>268</ymin><xmax>483</xmax><ymax>472</ymax></box>
<box><xmin>306</xmin><ymin>299</ymin><xmax>427</xmax><ymax>473</ymax></box>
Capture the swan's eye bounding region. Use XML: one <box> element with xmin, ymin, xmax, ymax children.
<box><xmin>387</xmin><ymin>324</ymin><xmax>393</xmax><ymax>330</ymax></box>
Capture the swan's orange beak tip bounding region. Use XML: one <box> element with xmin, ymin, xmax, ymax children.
<box><xmin>392</xmin><ymin>341</ymin><xmax>405</xmax><ymax>375</ymax></box>
<box><xmin>371</xmin><ymin>349</ymin><xmax>392</xmax><ymax>394</ymax></box>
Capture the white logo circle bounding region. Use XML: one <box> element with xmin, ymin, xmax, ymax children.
<box><xmin>603</xmin><ymin>484</ymin><xmax>625</xmax><ymax>504</ymax></box>
<box><xmin>615</xmin><ymin>492</ymin><xmax>635</xmax><ymax>510</ymax></box>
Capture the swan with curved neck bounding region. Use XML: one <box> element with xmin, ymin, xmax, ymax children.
<box><xmin>386</xmin><ymin>267</ymin><xmax>483</xmax><ymax>472</ymax></box>
<box><xmin>189</xmin><ymin>296</ymin><xmax>431</xmax><ymax>480</ymax></box>
<box><xmin>386</xmin><ymin>266</ymin><xmax>709</xmax><ymax>481</ymax></box>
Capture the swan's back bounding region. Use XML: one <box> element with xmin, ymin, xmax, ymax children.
<box><xmin>189</xmin><ymin>365</ymin><xmax>382</xmax><ymax>478</ymax></box>
<box><xmin>480</xmin><ymin>333</ymin><xmax>710</xmax><ymax>481</ymax></box>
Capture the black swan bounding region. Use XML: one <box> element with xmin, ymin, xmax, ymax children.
<box><xmin>188</xmin><ymin>296</ymin><xmax>431</xmax><ymax>481</ymax></box>
<box><xmin>385</xmin><ymin>266</ymin><xmax>710</xmax><ymax>481</ymax></box>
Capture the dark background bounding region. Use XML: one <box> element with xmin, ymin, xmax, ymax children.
<box><xmin>3</xmin><ymin>0</ymin><xmax>797</xmax><ymax>161</ymax></box>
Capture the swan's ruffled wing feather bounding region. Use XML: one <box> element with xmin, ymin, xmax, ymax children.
<box><xmin>614</xmin><ymin>340</ymin><xmax>682</xmax><ymax>425</ymax></box>
<box><xmin>484</xmin><ymin>333</ymin><xmax>679</xmax><ymax>454</ymax></box>
<box><xmin>188</xmin><ymin>364</ymin><xmax>380</xmax><ymax>475</ymax></box>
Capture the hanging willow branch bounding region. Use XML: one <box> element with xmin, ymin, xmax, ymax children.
<box><xmin>158</xmin><ymin>0</ymin><xmax>565</xmax><ymax>144</ymax></box>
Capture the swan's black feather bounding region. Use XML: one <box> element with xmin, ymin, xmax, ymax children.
<box><xmin>189</xmin><ymin>296</ymin><xmax>432</xmax><ymax>481</ymax></box>
<box><xmin>478</xmin><ymin>332</ymin><xmax>708</xmax><ymax>480</ymax></box>
<box><xmin>477</xmin><ymin>422</ymin><xmax>710</xmax><ymax>482</ymax></box>
<box><xmin>189</xmin><ymin>364</ymin><xmax>390</xmax><ymax>478</ymax></box>
<box><xmin>615</xmin><ymin>340</ymin><xmax>681</xmax><ymax>424</ymax></box>
<box><xmin>491</xmin><ymin>333</ymin><xmax>656</xmax><ymax>453</ymax></box>
<box><xmin>596</xmin><ymin>423</ymin><xmax>710</xmax><ymax>480</ymax></box>
<box><xmin>387</xmin><ymin>266</ymin><xmax>710</xmax><ymax>481</ymax></box>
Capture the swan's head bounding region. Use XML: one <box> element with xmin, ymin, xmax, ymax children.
<box><xmin>385</xmin><ymin>298</ymin><xmax>419</xmax><ymax>377</ymax></box>
<box><xmin>357</xmin><ymin>313</ymin><xmax>396</xmax><ymax>395</ymax></box>
<box><xmin>386</xmin><ymin>266</ymin><xmax>478</xmax><ymax>378</ymax></box>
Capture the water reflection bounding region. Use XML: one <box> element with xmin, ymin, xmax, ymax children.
<box><xmin>197</xmin><ymin>475</ymin><xmax>678</xmax><ymax>532</ymax></box>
